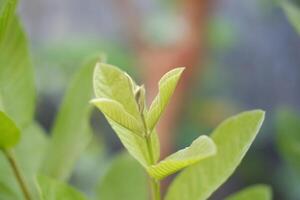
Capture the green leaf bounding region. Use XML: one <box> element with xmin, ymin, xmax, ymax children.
<box><xmin>91</xmin><ymin>98</ymin><xmax>143</xmax><ymax>135</ymax></box>
<box><xmin>147</xmin><ymin>135</ymin><xmax>216</xmax><ymax>180</ymax></box>
<box><xmin>93</xmin><ymin>62</ymin><xmax>140</xmax><ymax>119</ymax></box>
<box><xmin>36</xmin><ymin>175</ymin><xmax>87</xmax><ymax>200</ymax></box>
<box><xmin>281</xmin><ymin>1</ymin><xmax>300</xmax><ymax>35</ymax></box>
<box><xmin>0</xmin><ymin>0</ymin><xmax>36</xmax><ymax>128</ymax></box>
<box><xmin>92</xmin><ymin>63</ymin><xmax>160</xmax><ymax>167</ymax></box>
<box><xmin>147</xmin><ymin>68</ymin><xmax>184</xmax><ymax>131</ymax></box>
<box><xmin>225</xmin><ymin>184</ymin><xmax>272</xmax><ymax>200</ymax></box>
<box><xmin>0</xmin><ymin>111</ymin><xmax>20</xmax><ymax>149</ymax></box>
<box><xmin>0</xmin><ymin>122</ymin><xmax>48</xmax><ymax>199</ymax></box>
<box><xmin>165</xmin><ymin>110</ymin><xmax>265</xmax><ymax>200</ymax></box>
<box><xmin>41</xmin><ymin>56</ymin><xmax>99</xmax><ymax>180</ymax></box>
<box><xmin>97</xmin><ymin>152</ymin><xmax>147</xmax><ymax>200</ymax></box>
<box><xmin>276</xmin><ymin>108</ymin><xmax>300</xmax><ymax>172</ymax></box>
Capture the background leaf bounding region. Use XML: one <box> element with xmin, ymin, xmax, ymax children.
<box><xmin>0</xmin><ymin>0</ymin><xmax>36</xmax><ymax>128</ymax></box>
<box><xmin>97</xmin><ymin>152</ymin><xmax>147</xmax><ymax>200</ymax></box>
<box><xmin>41</xmin><ymin>55</ymin><xmax>99</xmax><ymax>180</ymax></box>
<box><xmin>281</xmin><ymin>1</ymin><xmax>300</xmax><ymax>35</ymax></box>
<box><xmin>147</xmin><ymin>135</ymin><xmax>216</xmax><ymax>180</ymax></box>
<box><xmin>225</xmin><ymin>184</ymin><xmax>272</xmax><ymax>200</ymax></box>
<box><xmin>0</xmin><ymin>111</ymin><xmax>20</xmax><ymax>149</ymax></box>
<box><xmin>165</xmin><ymin>110</ymin><xmax>265</xmax><ymax>200</ymax></box>
<box><xmin>37</xmin><ymin>175</ymin><xmax>87</xmax><ymax>200</ymax></box>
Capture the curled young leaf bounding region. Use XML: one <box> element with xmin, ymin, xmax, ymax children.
<box><xmin>0</xmin><ymin>111</ymin><xmax>20</xmax><ymax>149</ymax></box>
<box><xmin>147</xmin><ymin>135</ymin><xmax>216</xmax><ymax>180</ymax></box>
<box><xmin>146</xmin><ymin>67</ymin><xmax>184</xmax><ymax>132</ymax></box>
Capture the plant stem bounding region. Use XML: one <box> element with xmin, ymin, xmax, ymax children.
<box><xmin>2</xmin><ymin>149</ymin><xmax>32</xmax><ymax>200</ymax></box>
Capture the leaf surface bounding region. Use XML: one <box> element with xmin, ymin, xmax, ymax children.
<box><xmin>165</xmin><ymin>110</ymin><xmax>265</xmax><ymax>200</ymax></box>
<box><xmin>147</xmin><ymin>135</ymin><xmax>216</xmax><ymax>180</ymax></box>
<box><xmin>225</xmin><ymin>184</ymin><xmax>272</xmax><ymax>200</ymax></box>
<box><xmin>0</xmin><ymin>111</ymin><xmax>20</xmax><ymax>149</ymax></box>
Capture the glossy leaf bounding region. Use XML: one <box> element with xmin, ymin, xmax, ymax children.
<box><xmin>165</xmin><ymin>110</ymin><xmax>265</xmax><ymax>200</ymax></box>
<box><xmin>225</xmin><ymin>184</ymin><xmax>272</xmax><ymax>200</ymax></box>
<box><xmin>147</xmin><ymin>135</ymin><xmax>216</xmax><ymax>180</ymax></box>
<box><xmin>0</xmin><ymin>0</ymin><xmax>35</xmax><ymax>128</ymax></box>
<box><xmin>0</xmin><ymin>111</ymin><xmax>20</xmax><ymax>149</ymax></box>
<box><xmin>41</xmin><ymin>56</ymin><xmax>99</xmax><ymax>180</ymax></box>
<box><xmin>37</xmin><ymin>175</ymin><xmax>87</xmax><ymax>200</ymax></box>
<box><xmin>281</xmin><ymin>1</ymin><xmax>300</xmax><ymax>35</ymax></box>
<box><xmin>147</xmin><ymin>68</ymin><xmax>184</xmax><ymax>131</ymax></box>
<box><xmin>97</xmin><ymin>152</ymin><xmax>147</xmax><ymax>200</ymax></box>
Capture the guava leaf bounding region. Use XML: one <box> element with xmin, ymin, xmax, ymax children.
<box><xmin>97</xmin><ymin>152</ymin><xmax>147</xmax><ymax>200</ymax></box>
<box><xmin>91</xmin><ymin>98</ymin><xmax>143</xmax><ymax>134</ymax></box>
<box><xmin>225</xmin><ymin>184</ymin><xmax>272</xmax><ymax>200</ymax></box>
<box><xmin>0</xmin><ymin>111</ymin><xmax>20</xmax><ymax>149</ymax></box>
<box><xmin>36</xmin><ymin>175</ymin><xmax>87</xmax><ymax>200</ymax></box>
<box><xmin>41</xmin><ymin>56</ymin><xmax>99</xmax><ymax>180</ymax></box>
<box><xmin>0</xmin><ymin>0</ymin><xmax>35</xmax><ymax>128</ymax></box>
<box><xmin>93</xmin><ymin>62</ymin><xmax>140</xmax><ymax>119</ymax></box>
<box><xmin>281</xmin><ymin>1</ymin><xmax>300</xmax><ymax>35</ymax></box>
<box><xmin>165</xmin><ymin>110</ymin><xmax>265</xmax><ymax>200</ymax></box>
<box><xmin>147</xmin><ymin>135</ymin><xmax>216</xmax><ymax>180</ymax></box>
<box><xmin>147</xmin><ymin>68</ymin><xmax>184</xmax><ymax>131</ymax></box>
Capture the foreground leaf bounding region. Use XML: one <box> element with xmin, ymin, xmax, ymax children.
<box><xmin>147</xmin><ymin>68</ymin><xmax>184</xmax><ymax>131</ymax></box>
<box><xmin>0</xmin><ymin>0</ymin><xmax>36</xmax><ymax>128</ymax></box>
<box><xmin>281</xmin><ymin>1</ymin><xmax>300</xmax><ymax>35</ymax></box>
<box><xmin>37</xmin><ymin>175</ymin><xmax>87</xmax><ymax>200</ymax></box>
<box><xmin>165</xmin><ymin>110</ymin><xmax>265</xmax><ymax>200</ymax></box>
<box><xmin>276</xmin><ymin>108</ymin><xmax>300</xmax><ymax>172</ymax></box>
<box><xmin>147</xmin><ymin>135</ymin><xmax>216</xmax><ymax>180</ymax></box>
<box><xmin>225</xmin><ymin>184</ymin><xmax>272</xmax><ymax>200</ymax></box>
<box><xmin>0</xmin><ymin>111</ymin><xmax>20</xmax><ymax>149</ymax></box>
<box><xmin>97</xmin><ymin>152</ymin><xmax>147</xmax><ymax>200</ymax></box>
<box><xmin>41</xmin><ymin>56</ymin><xmax>99</xmax><ymax>180</ymax></box>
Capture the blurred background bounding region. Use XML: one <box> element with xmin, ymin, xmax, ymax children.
<box><xmin>17</xmin><ymin>0</ymin><xmax>300</xmax><ymax>199</ymax></box>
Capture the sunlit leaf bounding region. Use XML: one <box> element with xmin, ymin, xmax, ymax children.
<box><xmin>0</xmin><ymin>111</ymin><xmax>20</xmax><ymax>149</ymax></box>
<box><xmin>165</xmin><ymin>110</ymin><xmax>265</xmax><ymax>200</ymax></box>
<box><xmin>147</xmin><ymin>135</ymin><xmax>216</xmax><ymax>180</ymax></box>
<box><xmin>37</xmin><ymin>175</ymin><xmax>87</xmax><ymax>200</ymax></box>
<box><xmin>281</xmin><ymin>1</ymin><xmax>300</xmax><ymax>35</ymax></box>
<box><xmin>225</xmin><ymin>184</ymin><xmax>272</xmax><ymax>200</ymax></box>
<box><xmin>147</xmin><ymin>68</ymin><xmax>184</xmax><ymax>131</ymax></box>
<box><xmin>0</xmin><ymin>0</ymin><xmax>35</xmax><ymax>128</ymax></box>
<box><xmin>41</xmin><ymin>56</ymin><xmax>99</xmax><ymax>180</ymax></box>
<box><xmin>97</xmin><ymin>152</ymin><xmax>147</xmax><ymax>200</ymax></box>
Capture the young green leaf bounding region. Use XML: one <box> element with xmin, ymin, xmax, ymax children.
<box><xmin>41</xmin><ymin>56</ymin><xmax>99</xmax><ymax>181</ymax></box>
<box><xmin>147</xmin><ymin>135</ymin><xmax>216</xmax><ymax>180</ymax></box>
<box><xmin>0</xmin><ymin>111</ymin><xmax>20</xmax><ymax>149</ymax></box>
<box><xmin>0</xmin><ymin>0</ymin><xmax>36</xmax><ymax>128</ymax></box>
<box><xmin>281</xmin><ymin>1</ymin><xmax>300</xmax><ymax>35</ymax></box>
<box><xmin>147</xmin><ymin>68</ymin><xmax>184</xmax><ymax>131</ymax></box>
<box><xmin>225</xmin><ymin>184</ymin><xmax>272</xmax><ymax>200</ymax></box>
<box><xmin>93</xmin><ymin>62</ymin><xmax>140</xmax><ymax>119</ymax></box>
<box><xmin>36</xmin><ymin>175</ymin><xmax>87</xmax><ymax>200</ymax></box>
<box><xmin>165</xmin><ymin>110</ymin><xmax>265</xmax><ymax>200</ymax></box>
<box><xmin>97</xmin><ymin>152</ymin><xmax>147</xmax><ymax>200</ymax></box>
<box><xmin>91</xmin><ymin>98</ymin><xmax>143</xmax><ymax>134</ymax></box>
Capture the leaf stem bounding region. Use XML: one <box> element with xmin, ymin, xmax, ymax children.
<box><xmin>2</xmin><ymin>149</ymin><xmax>32</xmax><ymax>200</ymax></box>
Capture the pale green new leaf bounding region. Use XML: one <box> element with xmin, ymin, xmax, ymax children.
<box><xmin>165</xmin><ymin>110</ymin><xmax>265</xmax><ymax>200</ymax></box>
<box><xmin>0</xmin><ymin>0</ymin><xmax>35</xmax><ymax>128</ymax></box>
<box><xmin>97</xmin><ymin>152</ymin><xmax>147</xmax><ymax>200</ymax></box>
<box><xmin>147</xmin><ymin>68</ymin><xmax>184</xmax><ymax>131</ymax></box>
<box><xmin>91</xmin><ymin>98</ymin><xmax>143</xmax><ymax>135</ymax></box>
<box><xmin>147</xmin><ymin>135</ymin><xmax>216</xmax><ymax>180</ymax></box>
<box><xmin>281</xmin><ymin>1</ymin><xmax>300</xmax><ymax>35</ymax></box>
<box><xmin>0</xmin><ymin>111</ymin><xmax>20</xmax><ymax>149</ymax></box>
<box><xmin>93</xmin><ymin>62</ymin><xmax>140</xmax><ymax>119</ymax></box>
<box><xmin>41</xmin><ymin>56</ymin><xmax>99</xmax><ymax>180</ymax></box>
<box><xmin>225</xmin><ymin>184</ymin><xmax>272</xmax><ymax>200</ymax></box>
<box><xmin>37</xmin><ymin>175</ymin><xmax>87</xmax><ymax>200</ymax></box>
